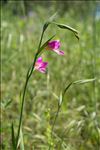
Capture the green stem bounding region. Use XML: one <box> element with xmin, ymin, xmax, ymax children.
<box><xmin>48</xmin><ymin>83</ymin><xmax>72</xmax><ymax>150</ymax></box>
<box><xmin>16</xmin><ymin>73</ymin><xmax>29</xmax><ymax>148</ymax></box>
<box><xmin>51</xmin><ymin>104</ymin><xmax>61</xmax><ymax>137</ymax></box>
<box><xmin>48</xmin><ymin>103</ymin><xmax>61</xmax><ymax>150</ymax></box>
<box><xmin>16</xmin><ymin>28</ymin><xmax>45</xmax><ymax>149</ymax></box>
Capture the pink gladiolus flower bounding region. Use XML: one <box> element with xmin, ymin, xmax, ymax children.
<box><xmin>34</xmin><ymin>57</ymin><xmax>48</xmax><ymax>73</ymax></box>
<box><xmin>47</xmin><ymin>40</ymin><xmax>64</xmax><ymax>55</ymax></box>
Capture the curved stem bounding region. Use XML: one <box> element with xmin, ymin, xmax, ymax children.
<box><xmin>48</xmin><ymin>83</ymin><xmax>72</xmax><ymax>150</ymax></box>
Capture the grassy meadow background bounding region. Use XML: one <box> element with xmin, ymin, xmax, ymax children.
<box><xmin>1</xmin><ymin>1</ymin><xmax>100</xmax><ymax>150</ymax></box>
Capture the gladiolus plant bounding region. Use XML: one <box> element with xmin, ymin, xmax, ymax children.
<box><xmin>11</xmin><ymin>16</ymin><xmax>88</xmax><ymax>150</ymax></box>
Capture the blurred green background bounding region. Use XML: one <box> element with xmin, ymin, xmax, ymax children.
<box><xmin>1</xmin><ymin>1</ymin><xmax>100</xmax><ymax>150</ymax></box>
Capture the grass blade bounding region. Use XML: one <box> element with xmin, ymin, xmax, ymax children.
<box><xmin>52</xmin><ymin>22</ymin><xmax>79</xmax><ymax>40</ymax></box>
<box><xmin>11</xmin><ymin>123</ymin><xmax>16</xmax><ymax>150</ymax></box>
<box><xmin>61</xmin><ymin>78</ymin><xmax>96</xmax><ymax>103</ymax></box>
<box><xmin>5</xmin><ymin>99</ymin><xmax>12</xmax><ymax>108</ymax></box>
<box><xmin>73</xmin><ymin>78</ymin><xmax>96</xmax><ymax>84</ymax></box>
<box><xmin>20</xmin><ymin>127</ymin><xmax>25</xmax><ymax>150</ymax></box>
<box><xmin>53</xmin><ymin>22</ymin><xmax>78</xmax><ymax>33</ymax></box>
<box><xmin>48</xmin><ymin>12</ymin><xmax>58</xmax><ymax>22</ymax></box>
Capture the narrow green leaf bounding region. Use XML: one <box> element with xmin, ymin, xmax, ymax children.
<box><xmin>60</xmin><ymin>82</ymin><xmax>72</xmax><ymax>104</ymax></box>
<box><xmin>20</xmin><ymin>127</ymin><xmax>24</xmax><ymax>150</ymax></box>
<box><xmin>5</xmin><ymin>99</ymin><xmax>12</xmax><ymax>108</ymax></box>
<box><xmin>52</xmin><ymin>22</ymin><xmax>79</xmax><ymax>40</ymax></box>
<box><xmin>48</xmin><ymin>12</ymin><xmax>58</xmax><ymax>22</ymax></box>
<box><xmin>11</xmin><ymin>123</ymin><xmax>16</xmax><ymax>150</ymax></box>
<box><xmin>59</xmin><ymin>92</ymin><xmax>63</xmax><ymax>106</ymax></box>
<box><xmin>61</xmin><ymin>78</ymin><xmax>96</xmax><ymax>103</ymax></box>
<box><xmin>63</xmin><ymin>82</ymin><xmax>72</xmax><ymax>97</ymax></box>
<box><xmin>53</xmin><ymin>22</ymin><xmax>78</xmax><ymax>34</ymax></box>
<box><xmin>74</xmin><ymin>33</ymin><xmax>79</xmax><ymax>40</ymax></box>
<box><xmin>73</xmin><ymin>78</ymin><xmax>96</xmax><ymax>85</ymax></box>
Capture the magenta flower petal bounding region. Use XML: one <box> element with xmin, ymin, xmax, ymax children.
<box><xmin>40</xmin><ymin>62</ymin><xmax>48</xmax><ymax>68</ymax></box>
<box><xmin>34</xmin><ymin>57</ymin><xmax>48</xmax><ymax>73</ymax></box>
<box><xmin>38</xmin><ymin>68</ymin><xmax>47</xmax><ymax>73</ymax></box>
<box><xmin>47</xmin><ymin>40</ymin><xmax>64</xmax><ymax>56</ymax></box>
<box><xmin>36</xmin><ymin>57</ymin><xmax>42</xmax><ymax>63</ymax></box>
<box><xmin>48</xmin><ymin>40</ymin><xmax>60</xmax><ymax>50</ymax></box>
<box><xmin>53</xmin><ymin>49</ymin><xmax>64</xmax><ymax>55</ymax></box>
